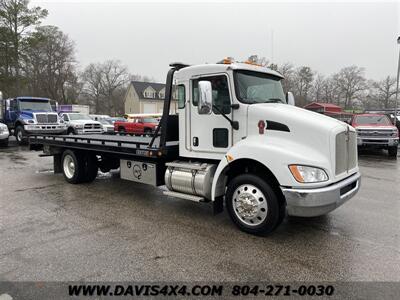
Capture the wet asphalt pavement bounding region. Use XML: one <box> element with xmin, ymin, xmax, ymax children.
<box><xmin>0</xmin><ymin>138</ymin><xmax>399</xmax><ymax>282</ymax></box>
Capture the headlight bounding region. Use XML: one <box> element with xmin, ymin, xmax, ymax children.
<box><xmin>74</xmin><ymin>124</ymin><xmax>84</xmax><ymax>129</ymax></box>
<box><xmin>27</xmin><ymin>119</ymin><xmax>36</xmax><ymax>124</ymax></box>
<box><xmin>289</xmin><ymin>165</ymin><xmax>328</xmax><ymax>183</ymax></box>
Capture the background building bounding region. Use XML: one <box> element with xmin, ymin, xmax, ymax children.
<box><xmin>124</xmin><ymin>81</ymin><xmax>178</xmax><ymax>114</ymax></box>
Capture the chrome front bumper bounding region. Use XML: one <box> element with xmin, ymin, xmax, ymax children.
<box><xmin>281</xmin><ymin>172</ymin><xmax>361</xmax><ymax>217</ymax></box>
<box><xmin>24</xmin><ymin>124</ymin><xmax>66</xmax><ymax>134</ymax></box>
<box><xmin>357</xmin><ymin>137</ymin><xmax>399</xmax><ymax>146</ymax></box>
<box><xmin>0</xmin><ymin>131</ymin><xmax>10</xmax><ymax>140</ymax></box>
<box><xmin>76</xmin><ymin>129</ymin><xmax>103</xmax><ymax>135</ymax></box>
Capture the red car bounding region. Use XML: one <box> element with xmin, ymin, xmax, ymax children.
<box><xmin>114</xmin><ymin>116</ymin><xmax>159</xmax><ymax>136</ymax></box>
<box><xmin>350</xmin><ymin>113</ymin><xmax>398</xmax><ymax>158</ymax></box>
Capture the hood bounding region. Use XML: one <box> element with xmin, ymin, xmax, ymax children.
<box><xmin>354</xmin><ymin>125</ymin><xmax>396</xmax><ymax>129</ymax></box>
<box><xmin>69</xmin><ymin>119</ymin><xmax>100</xmax><ymax>125</ymax></box>
<box><xmin>247</xmin><ymin>103</ymin><xmax>349</xmax><ymax>160</ymax></box>
<box><xmin>20</xmin><ymin>110</ymin><xmax>57</xmax><ymax>119</ymax></box>
<box><xmin>248</xmin><ymin>103</ymin><xmax>347</xmax><ymax>131</ymax></box>
<box><xmin>19</xmin><ymin>110</ymin><xmax>35</xmax><ymax>119</ymax></box>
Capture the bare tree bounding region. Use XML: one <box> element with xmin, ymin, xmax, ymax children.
<box><xmin>320</xmin><ymin>76</ymin><xmax>339</xmax><ymax>104</ymax></box>
<box><xmin>277</xmin><ymin>62</ymin><xmax>295</xmax><ymax>94</ymax></box>
<box><xmin>310</xmin><ymin>73</ymin><xmax>325</xmax><ymax>102</ymax></box>
<box><xmin>371</xmin><ymin>76</ymin><xmax>397</xmax><ymax>109</ymax></box>
<box><xmin>81</xmin><ymin>63</ymin><xmax>104</xmax><ymax>113</ymax></box>
<box><xmin>332</xmin><ymin>65</ymin><xmax>366</xmax><ymax>109</ymax></box>
<box><xmin>293</xmin><ymin>66</ymin><xmax>314</xmax><ymax>106</ymax></box>
<box><xmin>100</xmin><ymin>60</ymin><xmax>130</xmax><ymax>115</ymax></box>
<box><xmin>81</xmin><ymin>60</ymin><xmax>130</xmax><ymax>115</ymax></box>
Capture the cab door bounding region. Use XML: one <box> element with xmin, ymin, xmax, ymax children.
<box><xmin>189</xmin><ymin>74</ymin><xmax>232</xmax><ymax>158</ymax></box>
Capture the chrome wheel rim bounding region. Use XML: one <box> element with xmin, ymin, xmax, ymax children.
<box><xmin>63</xmin><ymin>155</ymin><xmax>75</xmax><ymax>179</ymax></box>
<box><xmin>233</xmin><ymin>184</ymin><xmax>268</xmax><ymax>226</ymax></box>
<box><xmin>17</xmin><ymin>130</ymin><xmax>22</xmax><ymax>142</ymax></box>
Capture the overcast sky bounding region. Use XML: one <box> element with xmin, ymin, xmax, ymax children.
<box><xmin>31</xmin><ymin>0</ymin><xmax>399</xmax><ymax>82</ymax></box>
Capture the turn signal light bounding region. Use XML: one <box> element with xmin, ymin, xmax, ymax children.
<box><xmin>289</xmin><ymin>165</ymin><xmax>304</xmax><ymax>183</ymax></box>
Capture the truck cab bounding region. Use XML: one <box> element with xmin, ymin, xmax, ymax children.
<box><xmin>167</xmin><ymin>61</ymin><xmax>360</xmax><ymax>231</ymax></box>
<box><xmin>0</xmin><ymin>97</ymin><xmax>66</xmax><ymax>145</ymax></box>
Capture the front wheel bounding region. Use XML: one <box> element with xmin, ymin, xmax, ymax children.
<box><xmin>118</xmin><ymin>127</ymin><xmax>126</xmax><ymax>135</ymax></box>
<box><xmin>0</xmin><ymin>138</ymin><xmax>8</xmax><ymax>147</ymax></box>
<box><xmin>388</xmin><ymin>146</ymin><xmax>398</xmax><ymax>159</ymax></box>
<box><xmin>15</xmin><ymin>125</ymin><xmax>27</xmax><ymax>145</ymax></box>
<box><xmin>226</xmin><ymin>174</ymin><xmax>283</xmax><ymax>235</ymax></box>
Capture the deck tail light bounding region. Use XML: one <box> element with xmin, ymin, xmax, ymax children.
<box><xmin>258</xmin><ymin>120</ymin><xmax>265</xmax><ymax>134</ymax></box>
<box><xmin>289</xmin><ymin>165</ymin><xmax>328</xmax><ymax>183</ymax></box>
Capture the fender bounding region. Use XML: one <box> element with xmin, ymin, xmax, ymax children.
<box><xmin>211</xmin><ymin>135</ymin><xmax>332</xmax><ymax>200</ymax></box>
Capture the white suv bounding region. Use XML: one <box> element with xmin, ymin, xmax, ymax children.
<box><xmin>61</xmin><ymin>113</ymin><xmax>103</xmax><ymax>135</ymax></box>
<box><xmin>0</xmin><ymin>122</ymin><xmax>9</xmax><ymax>146</ymax></box>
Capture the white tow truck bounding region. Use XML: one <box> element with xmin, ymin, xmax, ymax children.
<box><xmin>30</xmin><ymin>60</ymin><xmax>361</xmax><ymax>235</ymax></box>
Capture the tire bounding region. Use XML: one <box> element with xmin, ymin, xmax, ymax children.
<box><xmin>61</xmin><ymin>150</ymin><xmax>85</xmax><ymax>184</ymax></box>
<box><xmin>226</xmin><ymin>174</ymin><xmax>282</xmax><ymax>235</ymax></box>
<box><xmin>0</xmin><ymin>138</ymin><xmax>8</xmax><ymax>147</ymax></box>
<box><xmin>67</xmin><ymin>128</ymin><xmax>75</xmax><ymax>135</ymax></box>
<box><xmin>83</xmin><ymin>154</ymin><xmax>98</xmax><ymax>183</ymax></box>
<box><xmin>144</xmin><ymin>128</ymin><xmax>152</xmax><ymax>136</ymax></box>
<box><xmin>15</xmin><ymin>125</ymin><xmax>27</xmax><ymax>145</ymax></box>
<box><xmin>118</xmin><ymin>127</ymin><xmax>126</xmax><ymax>135</ymax></box>
<box><xmin>388</xmin><ymin>146</ymin><xmax>398</xmax><ymax>159</ymax></box>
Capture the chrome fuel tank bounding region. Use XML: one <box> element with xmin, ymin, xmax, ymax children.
<box><xmin>165</xmin><ymin>161</ymin><xmax>217</xmax><ymax>200</ymax></box>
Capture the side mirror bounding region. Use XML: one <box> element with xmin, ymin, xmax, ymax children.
<box><xmin>198</xmin><ymin>81</ymin><xmax>212</xmax><ymax>115</ymax></box>
<box><xmin>286</xmin><ymin>92</ymin><xmax>295</xmax><ymax>106</ymax></box>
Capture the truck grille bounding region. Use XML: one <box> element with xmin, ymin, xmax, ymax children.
<box><xmin>356</xmin><ymin>129</ymin><xmax>394</xmax><ymax>138</ymax></box>
<box><xmin>35</xmin><ymin>113</ymin><xmax>58</xmax><ymax>124</ymax></box>
<box><xmin>335</xmin><ymin>129</ymin><xmax>357</xmax><ymax>175</ymax></box>
<box><xmin>84</xmin><ymin>123</ymin><xmax>101</xmax><ymax>129</ymax></box>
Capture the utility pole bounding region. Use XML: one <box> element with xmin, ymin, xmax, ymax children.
<box><xmin>395</xmin><ymin>36</ymin><xmax>400</xmax><ymax>125</ymax></box>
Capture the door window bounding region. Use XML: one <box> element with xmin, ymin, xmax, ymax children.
<box><xmin>192</xmin><ymin>75</ymin><xmax>231</xmax><ymax>114</ymax></box>
<box><xmin>10</xmin><ymin>99</ymin><xmax>18</xmax><ymax>111</ymax></box>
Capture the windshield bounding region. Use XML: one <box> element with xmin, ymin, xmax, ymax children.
<box><xmin>68</xmin><ymin>114</ymin><xmax>92</xmax><ymax>121</ymax></box>
<box><xmin>142</xmin><ymin>118</ymin><xmax>159</xmax><ymax>123</ymax></box>
<box><xmin>355</xmin><ymin>115</ymin><xmax>391</xmax><ymax>125</ymax></box>
<box><xmin>19</xmin><ymin>100</ymin><xmax>52</xmax><ymax>112</ymax></box>
<box><xmin>234</xmin><ymin>70</ymin><xmax>285</xmax><ymax>104</ymax></box>
<box><xmin>100</xmin><ymin>119</ymin><xmax>112</xmax><ymax>125</ymax></box>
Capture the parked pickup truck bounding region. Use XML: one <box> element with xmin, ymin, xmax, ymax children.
<box><xmin>114</xmin><ymin>116</ymin><xmax>159</xmax><ymax>135</ymax></box>
<box><xmin>0</xmin><ymin>97</ymin><xmax>66</xmax><ymax>145</ymax></box>
<box><xmin>351</xmin><ymin>113</ymin><xmax>398</xmax><ymax>158</ymax></box>
<box><xmin>60</xmin><ymin>112</ymin><xmax>103</xmax><ymax>135</ymax></box>
<box><xmin>30</xmin><ymin>60</ymin><xmax>361</xmax><ymax>235</ymax></box>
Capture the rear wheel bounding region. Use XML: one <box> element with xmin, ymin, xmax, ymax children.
<box><xmin>388</xmin><ymin>146</ymin><xmax>398</xmax><ymax>159</ymax></box>
<box><xmin>83</xmin><ymin>154</ymin><xmax>98</xmax><ymax>182</ymax></box>
<box><xmin>118</xmin><ymin>127</ymin><xmax>126</xmax><ymax>135</ymax></box>
<box><xmin>15</xmin><ymin>125</ymin><xmax>27</xmax><ymax>145</ymax></box>
<box><xmin>144</xmin><ymin>128</ymin><xmax>152</xmax><ymax>136</ymax></box>
<box><xmin>62</xmin><ymin>150</ymin><xmax>85</xmax><ymax>183</ymax></box>
<box><xmin>226</xmin><ymin>174</ymin><xmax>283</xmax><ymax>235</ymax></box>
<box><xmin>67</xmin><ymin>128</ymin><xmax>75</xmax><ymax>135</ymax></box>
